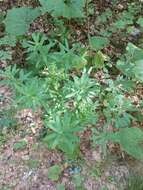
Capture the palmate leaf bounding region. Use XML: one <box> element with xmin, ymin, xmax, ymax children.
<box><xmin>39</xmin><ymin>0</ymin><xmax>85</xmax><ymax>18</ymax></box>
<box><xmin>4</xmin><ymin>7</ymin><xmax>41</xmax><ymax>36</ymax></box>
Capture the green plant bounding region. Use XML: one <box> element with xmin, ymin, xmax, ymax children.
<box><xmin>39</xmin><ymin>0</ymin><xmax>86</xmax><ymax>18</ymax></box>
<box><xmin>22</xmin><ymin>32</ymin><xmax>55</xmax><ymax>69</ymax></box>
<box><xmin>13</xmin><ymin>139</ymin><xmax>28</xmax><ymax>151</ymax></box>
<box><xmin>47</xmin><ymin>164</ymin><xmax>62</xmax><ymax>181</ymax></box>
<box><xmin>25</xmin><ymin>159</ymin><xmax>39</xmax><ymax>169</ymax></box>
<box><xmin>65</xmin><ymin>68</ymin><xmax>100</xmax><ymax>104</ymax></box>
<box><xmin>4</xmin><ymin>7</ymin><xmax>41</xmax><ymax>36</ymax></box>
<box><xmin>72</xmin><ymin>174</ymin><xmax>86</xmax><ymax>190</ymax></box>
<box><xmin>0</xmin><ymin>35</ymin><xmax>16</xmax><ymax>47</ymax></box>
<box><xmin>0</xmin><ymin>50</ymin><xmax>12</xmax><ymax>61</ymax></box>
<box><xmin>125</xmin><ymin>175</ymin><xmax>143</xmax><ymax>190</ymax></box>
<box><xmin>117</xmin><ymin>43</ymin><xmax>143</xmax><ymax>82</ymax></box>
<box><xmin>1</xmin><ymin>0</ymin><xmax>143</xmax><ymax>163</ymax></box>
<box><xmin>102</xmin><ymin>89</ymin><xmax>135</xmax><ymax>128</ymax></box>
<box><xmin>89</xmin><ymin>36</ymin><xmax>109</xmax><ymax>51</ymax></box>
<box><xmin>48</xmin><ymin>40</ymin><xmax>87</xmax><ymax>70</ymax></box>
<box><xmin>92</xmin><ymin>127</ymin><xmax>143</xmax><ymax>160</ymax></box>
<box><xmin>43</xmin><ymin>113</ymin><xmax>83</xmax><ymax>157</ymax></box>
<box><xmin>57</xmin><ymin>183</ymin><xmax>65</xmax><ymax>190</ymax></box>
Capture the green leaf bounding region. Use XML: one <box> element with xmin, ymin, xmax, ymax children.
<box><xmin>137</xmin><ymin>17</ymin><xmax>143</xmax><ymax>27</ymax></box>
<box><xmin>13</xmin><ymin>140</ymin><xmax>28</xmax><ymax>151</ymax></box>
<box><xmin>4</xmin><ymin>7</ymin><xmax>41</xmax><ymax>36</ymax></box>
<box><xmin>44</xmin><ymin>113</ymin><xmax>81</xmax><ymax>156</ymax></box>
<box><xmin>89</xmin><ymin>36</ymin><xmax>109</xmax><ymax>50</ymax></box>
<box><xmin>108</xmin><ymin>128</ymin><xmax>143</xmax><ymax>160</ymax></box>
<box><xmin>93</xmin><ymin>51</ymin><xmax>107</xmax><ymax>69</ymax></box>
<box><xmin>39</xmin><ymin>0</ymin><xmax>85</xmax><ymax>18</ymax></box>
<box><xmin>0</xmin><ymin>50</ymin><xmax>12</xmax><ymax>61</ymax></box>
<box><xmin>0</xmin><ymin>35</ymin><xmax>17</xmax><ymax>47</ymax></box>
<box><xmin>47</xmin><ymin>165</ymin><xmax>62</xmax><ymax>181</ymax></box>
<box><xmin>133</xmin><ymin>60</ymin><xmax>143</xmax><ymax>82</ymax></box>
<box><xmin>57</xmin><ymin>184</ymin><xmax>65</xmax><ymax>190</ymax></box>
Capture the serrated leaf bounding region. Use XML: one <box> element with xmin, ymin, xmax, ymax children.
<box><xmin>4</xmin><ymin>7</ymin><xmax>41</xmax><ymax>36</ymax></box>
<box><xmin>39</xmin><ymin>0</ymin><xmax>85</xmax><ymax>18</ymax></box>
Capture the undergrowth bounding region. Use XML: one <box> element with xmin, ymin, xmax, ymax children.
<box><xmin>0</xmin><ymin>0</ymin><xmax>143</xmax><ymax>162</ymax></box>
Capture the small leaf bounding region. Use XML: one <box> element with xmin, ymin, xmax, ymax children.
<box><xmin>47</xmin><ymin>165</ymin><xmax>62</xmax><ymax>181</ymax></box>
<box><xmin>93</xmin><ymin>51</ymin><xmax>107</xmax><ymax>69</ymax></box>
<box><xmin>13</xmin><ymin>140</ymin><xmax>28</xmax><ymax>151</ymax></box>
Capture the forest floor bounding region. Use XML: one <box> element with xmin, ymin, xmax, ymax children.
<box><xmin>0</xmin><ymin>0</ymin><xmax>143</xmax><ymax>190</ymax></box>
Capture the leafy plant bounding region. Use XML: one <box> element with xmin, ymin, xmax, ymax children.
<box><xmin>0</xmin><ymin>35</ymin><xmax>16</xmax><ymax>47</ymax></box>
<box><xmin>4</xmin><ymin>7</ymin><xmax>40</xmax><ymax>36</ymax></box>
<box><xmin>1</xmin><ymin>0</ymin><xmax>143</xmax><ymax>163</ymax></box>
<box><xmin>117</xmin><ymin>43</ymin><xmax>143</xmax><ymax>82</ymax></box>
<box><xmin>49</xmin><ymin>40</ymin><xmax>87</xmax><ymax>70</ymax></box>
<box><xmin>22</xmin><ymin>32</ymin><xmax>55</xmax><ymax>69</ymax></box>
<box><xmin>39</xmin><ymin>0</ymin><xmax>86</xmax><ymax>18</ymax></box>
<box><xmin>0</xmin><ymin>50</ymin><xmax>12</xmax><ymax>61</ymax></box>
<box><xmin>92</xmin><ymin>127</ymin><xmax>143</xmax><ymax>160</ymax></box>
<box><xmin>43</xmin><ymin>113</ymin><xmax>82</xmax><ymax>156</ymax></box>
<box><xmin>65</xmin><ymin>68</ymin><xmax>100</xmax><ymax>104</ymax></box>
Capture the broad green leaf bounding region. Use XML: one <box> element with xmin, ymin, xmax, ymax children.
<box><xmin>39</xmin><ymin>0</ymin><xmax>85</xmax><ymax>18</ymax></box>
<box><xmin>4</xmin><ymin>7</ymin><xmax>41</xmax><ymax>36</ymax></box>
<box><xmin>108</xmin><ymin>128</ymin><xmax>143</xmax><ymax>160</ymax></box>
<box><xmin>89</xmin><ymin>36</ymin><xmax>109</xmax><ymax>50</ymax></box>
